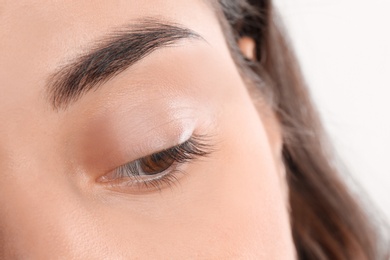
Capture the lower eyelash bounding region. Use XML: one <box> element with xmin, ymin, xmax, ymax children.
<box><xmin>106</xmin><ymin>134</ymin><xmax>214</xmax><ymax>193</ymax></box>
<box><xmin>132</xmin><ymin>168</ymin><xmax>182</xmax><ymax>192</ymax></box>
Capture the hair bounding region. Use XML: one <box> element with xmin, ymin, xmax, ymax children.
<box><xmin>213</xmin><ymin>1</ymin><xmax>389</xmax><ymax>259</ymax></box>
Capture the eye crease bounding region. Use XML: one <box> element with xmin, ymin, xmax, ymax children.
<box><xmin>97</xmin><ymin>134</ymin><xmax>213</xmax><ymax>192</ymax></box>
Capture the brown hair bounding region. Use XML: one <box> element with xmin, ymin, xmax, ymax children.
<box><xmin>215</xmin><ymin>0</ymin><xmax>389</xmax><ymax>259</ymax></box>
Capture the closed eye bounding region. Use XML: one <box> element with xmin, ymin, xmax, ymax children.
<box><xmin>97</xmin><ymin>134</ymin><xmax>213</xmax><ymax>193</ymax></box>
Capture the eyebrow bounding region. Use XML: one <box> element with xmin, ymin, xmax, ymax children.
<box><xmin>46</xmin><ymin>19</ymin><xmax>203</xmax><ymax>110</ymax></box>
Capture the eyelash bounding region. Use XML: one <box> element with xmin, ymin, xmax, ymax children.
<box><xmin>104</xmin><ymin>135</ymin><xmax>212</xmax><ymax>192</ymax></box>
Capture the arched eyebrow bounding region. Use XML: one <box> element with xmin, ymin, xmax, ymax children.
<box><xmin>46</xmin><ymin>19</ymin><xmax>203</xmax><ymax>111</ymax></box>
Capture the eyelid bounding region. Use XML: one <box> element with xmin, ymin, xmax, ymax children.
<box><xmin>96</xmin><ymin>134</ymin><xmax>213</xmax><ymax>192</ymax></box>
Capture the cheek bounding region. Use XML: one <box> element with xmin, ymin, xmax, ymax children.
<box><xmin>209</xmin><ymin>66</ymin><xmax>295</xmax><ymax>257</ymax></box>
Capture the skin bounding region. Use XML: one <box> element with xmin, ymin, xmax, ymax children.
<box><xmin>0</xmin><ymin>1</ymin><xmax>295</xmax><ymax>259</ymax></box>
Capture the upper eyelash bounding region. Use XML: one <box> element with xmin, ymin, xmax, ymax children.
<box><xmin>157</xmin><ymin>134</ymin><xmax>212</xmax><ymax>163</ymax></box>
<box><xmin>112</xmin><ymin>134</ymin><xmax>213</xmax><ymax>191</ymax></box>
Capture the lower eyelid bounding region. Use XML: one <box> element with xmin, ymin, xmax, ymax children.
<box><xmin>99</xmin><ymin>162</ymin><xmax>187</xmax><ymax>193</ymax></box>
<box><xmin>97</xmin><ymin>151</ymin><xmax>181</xmax><ymax>184</ymax></box>
<box><xmin>96</xmin><ymin>133</ymin><xmax>214</xmax><ymax>193</ymax></box>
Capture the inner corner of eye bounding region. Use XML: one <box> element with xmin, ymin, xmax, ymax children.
<box><xmin>96</xmin><ymin>174</ymin><xmax>111</xmax><ymax>183</ymax></box>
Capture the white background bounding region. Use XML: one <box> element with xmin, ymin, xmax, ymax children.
<box><xmin>274</xmin><ymin>0</ymin><xmax>390</xmax><ymax>221</ymax></box>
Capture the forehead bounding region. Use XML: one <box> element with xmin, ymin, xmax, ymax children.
<box><xmin>0</xmin><ymin>1</ymin><xmax>213</xmax><ymax>50</ymax></box>
<box><xmin>0</xmin><ymin>1</ymin><xmax>213</xmax><ymax>27</ymax></box>
<box><xmin>0</xmin><ymin>0</ymin><xmax>217</xmax><ymax>67</ymax></box>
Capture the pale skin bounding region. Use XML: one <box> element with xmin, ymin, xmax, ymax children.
<box><xmin>0</xmin><ymin>1</ymin><xmax>295</xmax><ymax>259</ymax></box>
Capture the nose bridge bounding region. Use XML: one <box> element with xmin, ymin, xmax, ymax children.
<box><xmin>0</xmin><ymin>165</ymin><xmax>64</xmax><ymax>254</ymax></box>
<box><xmin>0</xmin><ymin>150</ymin><xmax>97</xmax><ymax>258</ymax></box>
<box><xmin>0</xmin><ymin>108</ymin><xmax>92</xmax><ymax>256</ymax></box>
<box><xmin>0</xmin><ymin>172</ymin><xmax>106</xmax><ymax>258</ymax></box>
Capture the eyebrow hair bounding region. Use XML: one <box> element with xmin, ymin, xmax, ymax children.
<box><xmin>47</xmin><ymin>19</ymin><xmax>203</xmax><ymax>110</ymax></box>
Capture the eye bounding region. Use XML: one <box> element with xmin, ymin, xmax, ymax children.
<box><xmin>97</xmin><ymin>134</ymin><xmax>213</xmax><ymax>192</ymax></box>
<box><xmin>138</xmin><ymin>152</ymin><xmax>176</xmax><ymax>175</ymax></box>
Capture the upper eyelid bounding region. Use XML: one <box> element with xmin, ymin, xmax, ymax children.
<box><xmin>121</xmin><ymin>137</ymin><xmax>199</xmax><ymax>170</ymax></box>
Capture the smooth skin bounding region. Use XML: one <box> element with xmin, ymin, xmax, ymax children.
<box><xmin>0</xmin><ymin>1</ymin><xmax>295</xmax><ymax>258</ymax></box>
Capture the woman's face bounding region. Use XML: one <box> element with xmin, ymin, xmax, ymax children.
<box><xmin>0</xmin><ymin>1</ymin><xmax>295</xmax><ymax>258</ymax></box>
